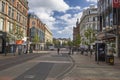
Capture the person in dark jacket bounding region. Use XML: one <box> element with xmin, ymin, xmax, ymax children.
<box><xmin>57</xmin><ymin>48</ymin><xmax>60</xmax><ymax>55</ymax></box>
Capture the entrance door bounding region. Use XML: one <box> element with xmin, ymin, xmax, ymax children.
<box><xmin>0</xmin><ymin>38</ymin><xmax>3</xmax><ymax>52</ymax></box>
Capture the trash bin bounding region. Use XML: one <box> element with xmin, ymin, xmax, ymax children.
<box><xmin>106</xmin><ymin>55</ymin><xmax>114</xmax><ymax>65</ymax></box>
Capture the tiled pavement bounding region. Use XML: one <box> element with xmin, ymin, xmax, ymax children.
<box><xmin>1</xmin><ymin>51</ymin><xmax>120</xmax><ymax>80</ymax></box>
<box><xmin>61</xmin><ymin>52</ymin><xmax>120</xmax><ymax>80</ymax></box>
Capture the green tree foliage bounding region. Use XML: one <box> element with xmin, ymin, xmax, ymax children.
<box><xmin>84</xmin><ymin>28</ymin><xmax>96</xmax><ymax>45</ymax></box>
<box><xmin>68</xmin><ymin>40</ymin><xmax>73</xmax><ymax>47</ymax></box>
<box><xmin>74</xmin><ymin>34</ymin><xmax>81</xmax><ymax>46</ymax></box>
<box><xmin>53</xmin><ymin>39</ymin><xmax>60</xmax><ymax>47</ymax></box>
<box><xmin>33</xmin><ymin>33</ymin><xmax>40</xmax><ymax>44</ymax></box>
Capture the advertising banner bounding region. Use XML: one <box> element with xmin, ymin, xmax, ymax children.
<box><xmin>113</xmin><ymin>0</ymin><xmax>120</xmax><ymax>8</ymax></box>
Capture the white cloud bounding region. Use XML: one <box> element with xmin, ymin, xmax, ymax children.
<box><xmin>28</xmin><ymin>0</ymin><xmax>83</xmax><ymax>38</ymax></box>
<box><xmin>86</xmin><ymin>0</ymin><xmax>97</xmax><ymax>3</ymax></box>
<box><xmin>70</xmin><ymin>6</ymin><xmax>81</xmax><ymax>10</ymax></box>
<box><xmin>28</xmin><ymin>0</ymin><xmax>70</xmax><ymax>31</ymax></box>
<box><xmin>28</xmin><ymin>0</ymin><xmax>69</xmax><ymax>12</ymax></box>
<box><xmin>57</xmin><ymin>12</ymin><xmax>82</xmax><ymax>38</ymax></box>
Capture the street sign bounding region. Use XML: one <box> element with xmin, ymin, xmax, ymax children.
<box><xmin>113</xmin><ymin>0</ymin><xmax>120</xmax><ymax>8</ymax></box>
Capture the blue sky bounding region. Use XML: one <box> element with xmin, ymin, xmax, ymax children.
<box><xmin>28</xmin><ymin>0</ymin><xmax>97</xmax><ymax>39</ymax></box>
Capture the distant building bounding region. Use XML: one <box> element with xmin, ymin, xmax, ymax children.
<box><xmin>44</xmin><ymin>24</ymin><xmax>53</xmax><ymax>44</ymax></box>
<box><xmin>27</xmin><ymin>13</ymin><xmax>53</xmax><ymax>50</ymax></box>
<box><xmin>0</xmin><ymin>0</ymin><xmax>28</xmax><ymax>53</ymax></box>
<box><xmin>73</xmin><ymin>19</ymin><xmax>80</xmax><ymax>41</ymax></box>
<box><xmin>53</xmin><ymin>38</ymin><xmax>70</xmax><ymax>47</ymax></box>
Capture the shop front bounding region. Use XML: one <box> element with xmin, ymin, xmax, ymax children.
<box><xmin>0</xmin><ymin>31</ymin><xmax>7</xmax><ymax>53</ymax></box>
<box><xmin>97</xmin><ymin>32</ymin><xmax>117</xmax><ymax>56</ymax></box>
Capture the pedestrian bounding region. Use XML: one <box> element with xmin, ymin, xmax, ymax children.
<box><xmin>71</xmin><ymin>47</ymin><xmax>74</xmax><ymax>55</ymax></box>
<box><xmin>24</xmin><ymin>45</ymin><xmax>27</xmax><ymax>54</ymax></box>
<box><xmin>68</xmin><ymin>47</ymin><xmax>71</xmax><ymax>55</ymax></box>
<box><xmin>18</xmin><ymin>45</ymin><xmax>22</xmax><ymax>55</ymax></box>
<box><xmin>57</xmin><ymin>47</ymin><xmax>60</xmax><ymax>55</ymax></box>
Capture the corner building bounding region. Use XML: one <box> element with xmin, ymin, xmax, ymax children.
<box><xmin>97</xmin><ymin>0</ymin><xmax>120</xmax><ymax>57</ymax></box>
<box><xmin>0</xmin><ymin>0</ymin><xmax>28</xmax><ymax>53</ymax></box>
<box><xmin>28</xmin><ymin>13</ymin><xmax>45</xmax><ymax>50</ymax></box>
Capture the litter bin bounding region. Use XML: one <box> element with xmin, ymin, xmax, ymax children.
<box><xmin>106</xmin><ymin>55</ymin><xmax>114</xmax><ymax>65</ymax></box>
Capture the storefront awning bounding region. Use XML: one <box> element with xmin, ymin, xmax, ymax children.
<box><xmin>97</xmin><ymin>32</ymin><xmax>116</xmax><ymax>40</ymax></box>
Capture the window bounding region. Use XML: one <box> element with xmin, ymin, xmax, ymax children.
<box><xmin>10</xmin><ymin>23</ymin><xmax>13</xmax><ymax>33</ymax></box>
<box><xmin>11</xmin><ymin>0</ymin><xmax>15</xmax><ymax>3</ymax></box>
<box><xmin>2</xmin><ymin>1</ymin><xmax>5</xmax><ymax>13</ymax></box>
<box><xmin>93</xmin><ymin>17</ymin><xmax>95</xmax><ymax>21</ymax></box>
<box><xmin>7</xmin><ymin>22</ymin><xmax>13</xmax><ymax>33</ymax></box>
<box><xmin>8</xmin><ymin>6</ymin><xmax>11</xmax><ymax>16</ymax></box>
<box><xmin>17</xmin><ymin>2</ymin><xmax>19</xmax><ymax>8</ymax></box>
<box><xmin>0</xmin><ymin>18</ymin><xmax>4</xmax><ymax>30</ymax></box>
<box><xmin>32</xmin><ymin>21</ymin><xmax>35</xmax><ymax>25</ymax></box>
<box><xmin>12</xmin><ymin>9</ymin><xmax>14</xmax><ymax>18</ymax></box>
<box><xmin>19</xmin><ymin>14</ymin><xmax>21</xmax><ymax>22</ymax></box>
<box><xmin>113</xmin><ymin>8</ymin><xmax>117</xmax><ymax>25</ymax></box>
<box><xmin>110</xmin><ymin>13</ymin><xmax>113</xmax><ymax>27</ymax></box>
<box><xmin>16</xmin><ymin>12</ymin><xmax>19</xmax><ymax>21</ymax></box>
<box><xmin>7</xmin><ymin>22</ymin><xmax>10</xmax><ymax>32</ymax></box>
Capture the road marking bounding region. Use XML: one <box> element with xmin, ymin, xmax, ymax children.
<box><xmin>24</xmin><ymin>75</ymin><xmax>35</xmax><ymax>79</ymax></box>
<box><xmin>29</xmin><ymin>60</ymin><xmax>72</xmax><ymax>63</ymax></box>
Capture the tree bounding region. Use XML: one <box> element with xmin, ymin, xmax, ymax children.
<box><xmin>53</xmin><ymin>39</ymin><xmax>60</xmax><ymax>47</ymax></box>
<box><xmin>33</xmin><ymin>33</ymin><xmax>40</xmax><ymax>44</ymax></box>
<box><xmin>84</xmin><ymin>28</ymin><xmax>96</xmax><ymax>46</ymax></box>
<box><xmin>67</xmin><ymin>40</ymin><xmax>73</xmax><ymax>47</ymax></box>
<box><xmin>74</xmin><ymin>34</ymin><xmax>81</xmax><ymax>46</ymax></box>
<box><xmin>33</xmin><ymin>33</ymin><xmax>40</xmax><ymax>50</ymax></box>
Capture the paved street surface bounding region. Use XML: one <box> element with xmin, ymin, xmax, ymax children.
<box><xmin>61</xmin><ymin>52</ymin><xmax>120</xmax><ymax>80</ymax></box>
<box><xmin>0</xmin><ymin>50</ymin><xmax>73</xmax><ymax>80</ymax></box>
<box><xmin>1</xmin><ymin>50</ymin><xmax>120</xmax><ymax>80</ymax></box>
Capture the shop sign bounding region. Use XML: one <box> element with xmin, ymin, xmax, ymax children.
<box><xmin>16</xmin><ymin>40</ymin><xmax>24</xmax><ymax>44</ymax></box>
<box><xmin>113</xmin><ymin>0</ymin><xmax>120</xmax><ymax>8</ymax></box>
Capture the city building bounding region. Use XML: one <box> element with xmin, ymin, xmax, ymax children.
<box><xmin>44</xmin><ymin>25</ymin><xmax>53</xmax><ymax>45</ymax></box>
<box><xmin>97</xmin><ymin>0</ymin><xmax>120</xmax><ymax>57</ymax></box>
<box><xmin>27</xmin><ymin>13</ymin><xmax>45</xmax><ymax>50</ymax></box>
<box><xmin>53</xmin><ymin>38</ymin><xmax>71</xmax><ymax>48</ymax></box>
<box><xmin>79</xmin><ymin>5</ymin><xmax>98</xmax><ymax>47</ymax></box>
<box><xmin>0</xmin><ymin>0</ymin><xmax>28</xmax><ymax>53</ymax></box>
<box><xmin>73</xmin><ymin>19</ymin><xmax>80</xmax><ymax>42</ymax></box>
<box><xmin>28</xmin><ymin>13</ymin><xmax>53</xmax><ymax>50</ymax></box>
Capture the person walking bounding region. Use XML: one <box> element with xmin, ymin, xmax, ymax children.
<box><xmin>57</xmin><ymin>47</ymin><xmax>60</xmax><ymax>55</ymax></box>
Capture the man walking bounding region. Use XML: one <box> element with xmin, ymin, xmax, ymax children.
<box><xmin>57</xmin><ymin>47</ymin><xmax>60</xmax><ymax>55</ymax></box>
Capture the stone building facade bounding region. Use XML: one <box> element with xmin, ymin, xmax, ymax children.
<box><xmin>0</xmin><ymin>0</ymin><xmax>28</xmax><ymax>53</ymax></box>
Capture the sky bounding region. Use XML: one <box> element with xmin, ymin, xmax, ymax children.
<box><xmin>28</xmin><ymin>0</ymin><xmax>97</xmax><ymax>39</ymax></box>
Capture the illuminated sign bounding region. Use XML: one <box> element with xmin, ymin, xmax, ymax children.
<box><xmin>113</xmin><ymin>0</ymin><xmax>120</xmax><ymax>8</ymax></box>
